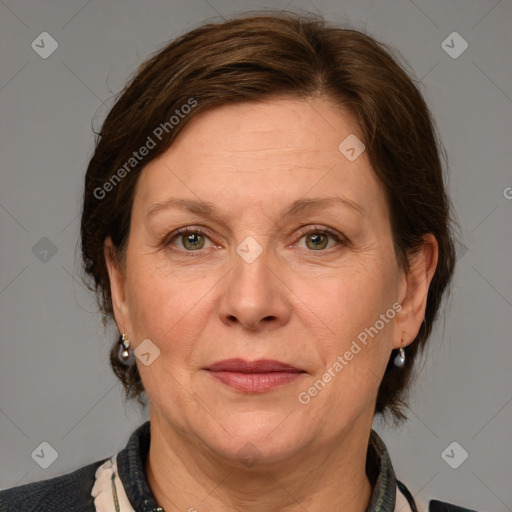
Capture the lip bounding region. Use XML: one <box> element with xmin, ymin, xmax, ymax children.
<box><xmin>205</xmin><ymin>358</ymin><xmax>305</xmax><ymax>393</ymax></box>
<box><xmin>206</xmin><ymin>358</ymin><xmax>303</xmax><ymax>373</ymax></box>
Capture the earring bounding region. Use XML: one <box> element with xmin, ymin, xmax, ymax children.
<box><xmin>118</xmin><ymin>334</ymin><xmax>134</xmax><ymax>365</ymax></box>
<box><xmin>393</xmin><ymin>342</ymin><xmax>406</xmax><ymax>368</ymax></box>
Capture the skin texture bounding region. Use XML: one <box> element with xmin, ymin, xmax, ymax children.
<box><xmin>105</xmin><ymin>96</ymin><xmax>438</xmax><ymax>512</ymax></box>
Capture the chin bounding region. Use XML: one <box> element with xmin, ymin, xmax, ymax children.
<box><xmin>199</xmin><ymin>414</ymin><xmax>307</xmax><ymax>464</ymax></box>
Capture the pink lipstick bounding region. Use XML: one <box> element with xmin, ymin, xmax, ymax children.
<box><xmin>205</xmin><ymin>358</ymin><xmax>305</xmax><ymax>392</ymax></box>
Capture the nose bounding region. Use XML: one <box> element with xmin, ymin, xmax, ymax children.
<box><xmin>218</xmin><ymin>240</ymin><xmax>292</xmax><ymax>331</ymax></box>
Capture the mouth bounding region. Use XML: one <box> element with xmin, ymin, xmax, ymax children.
<box><xmin>204</xmin><ymin>358</ymin><xmax>306</xmax><ymax>393</ymax></box>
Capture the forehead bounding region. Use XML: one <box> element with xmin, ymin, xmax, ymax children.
<box><xmin>164</xmin><ymin>96</ymin><xmax>362</xmax><ymax>160</ymax></box>
<box><xmin>133</xmin><ymin>97</ymin><xmax>387</xmax><ymax>223</ymax></box>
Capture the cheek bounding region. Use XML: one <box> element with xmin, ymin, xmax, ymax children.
<box><xmin>300</xmin><ymin>260</ymin><xmax>396</xmax><ymax>342</ymax></box>
<box><xmin>298</xmin><ymin>259</ymin><xmax>397</xmax><ymax>399</ymax></box>
<box><xmin>125</xmin><ymin>253</ymin><xmax>217</xmax><ymax>356</ymax></box>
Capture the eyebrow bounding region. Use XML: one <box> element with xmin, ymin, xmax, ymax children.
<box><xmin>146</xmin><ymin>195</ymin><xmax>365</xmax><ymax>219</ymax></box>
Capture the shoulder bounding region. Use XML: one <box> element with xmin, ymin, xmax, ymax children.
<box><xmin>0</xmin><ymin>457</ymin><xmax>109</xmax><ymax>512</ymax></box>
<box><xmin>397</xmin><ymin>480</ymin><xmax>479</xmax><ymax>512</ymax></box>
<box><xmin>428</xmin><ymin>499</ymin><xmax>480</xmax><ymax>512</ymax></box>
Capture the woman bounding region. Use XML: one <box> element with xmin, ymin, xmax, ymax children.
<box><xmin>1</xmin><ymin>11</ymin><xmax>476</xmax><ymax>512</ymax></box>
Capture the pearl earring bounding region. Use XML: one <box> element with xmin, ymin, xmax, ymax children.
<box><xmin>393</xmin><ymin>342</ymin><xmax>406</xmax><ymax>368</ymax></box>
<box><xmin>118</xmin><ymin>333</ymin><xmax>134</xmax><ymax>365</ymax></box>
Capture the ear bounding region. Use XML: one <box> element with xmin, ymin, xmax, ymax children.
<box><xmin>104</xmin><ymin>236</ymin><xmax>132</xmax><ymax>336</ymax></box>
<box><xmin>394</xmin><ymin>233</ymin><xmax>439</xmax><ymax>349</ymax></box>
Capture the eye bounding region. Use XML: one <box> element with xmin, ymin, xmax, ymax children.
<box><xmin>167</xmin><ymin>227</ymin><xmax>214</xmax><ymax>252</ymax></box>
<box><xmin>163</xmin><ymin>225</ymin><xmax>347</xmax><ymax>255</ymax></box>
<box><xmin>294</xmin><ymin>226</ymin><xmax>346</xmax><ymax>251</ymax></box>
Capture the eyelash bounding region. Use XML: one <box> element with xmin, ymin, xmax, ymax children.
<box><xmin>162</xmin><ymin>225</ymin><xmax>348</xmax><ymax>256</ymax></box>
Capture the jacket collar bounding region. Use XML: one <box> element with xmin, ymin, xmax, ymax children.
<box><xmin>116</xmin><ymin>421</ymin><xmax>402</xmax><ymax>511</ymax></box>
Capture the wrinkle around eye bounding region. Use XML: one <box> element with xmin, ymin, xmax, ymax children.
<box><xmin>144</xmin><ymin>214</ymin><xmax>370</xmax><ymax>258</ymax></box>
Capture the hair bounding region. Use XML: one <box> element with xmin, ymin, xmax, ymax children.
<box><xmin>81</xmin><ymin>10</ymin><xmax>458</xmax><ymax>424</ymax></box>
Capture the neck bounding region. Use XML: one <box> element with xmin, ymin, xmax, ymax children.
<box><xmin>146</xmin><ymin>410</ymin><xmax>374</xmax><ymax>512</ymax></box>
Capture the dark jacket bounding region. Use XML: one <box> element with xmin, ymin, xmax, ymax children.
<box><xmin>0</xmin><ymin>421</ymin><xmax>479</xmax><ymax>511</ymax></box>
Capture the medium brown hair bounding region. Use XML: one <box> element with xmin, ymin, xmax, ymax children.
<box><xmin>81</xmin><ymin>11</ymin><xmax>458</xmax><ymax>424</ymax></box>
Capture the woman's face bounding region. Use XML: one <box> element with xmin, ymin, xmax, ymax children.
<box><xmin>107</xmin><ymin>97</ymin><xmax>432</xmax><ymax>464</ymax></box>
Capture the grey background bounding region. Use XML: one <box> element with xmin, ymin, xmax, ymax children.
<box><xmin>0</xmin><ymin>1</ymin><xmax>511</xmax><ymax>510</ymax></box>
